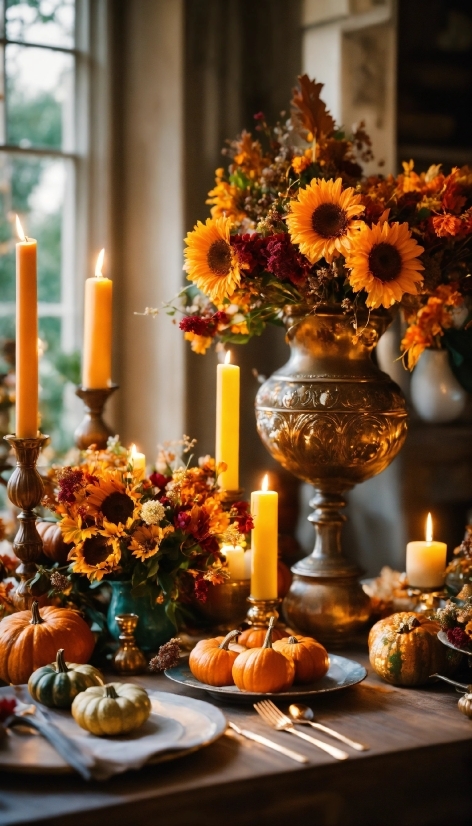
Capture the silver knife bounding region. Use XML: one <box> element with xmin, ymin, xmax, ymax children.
<box><xmin>227</xmin><ymin>721</ymin><xmax>308</xmax><ymax>764</ymax></box>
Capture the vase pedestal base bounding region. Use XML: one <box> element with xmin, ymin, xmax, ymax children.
<box><xmin>283</xmin><ymin>569</ymin><xmax>371</xmax><ymax>648</ymax></box>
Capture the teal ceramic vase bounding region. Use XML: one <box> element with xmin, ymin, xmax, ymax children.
<box><xmin>107</xmin><ymin>581</ymin><xmax>175</xmax><ymax>652</ymax></box>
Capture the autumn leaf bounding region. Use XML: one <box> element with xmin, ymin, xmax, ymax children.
<box><xmin>291</xmin><ymin>75</ymin><xmax>335</xmax><ymax>139</ymax></box>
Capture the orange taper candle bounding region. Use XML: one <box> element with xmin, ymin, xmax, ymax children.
<box><xmin>15</xmin><ymin>215</ymin><xmax>39</xmax><ymax>438</ymax></box>
<box><xmin>82</xmin><ymin>249</ymin><xmax>113</xmax><ymax>389</ymax></box>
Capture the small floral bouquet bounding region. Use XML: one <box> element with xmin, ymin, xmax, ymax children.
<box><xmin>436</xmin><ymin>588</ymin><xmax>472</xmax><ymax>652</ymax></box>
<box><xmin>444</xmin><ymin>526</ymin><xmax>472</xmax><ymax>594</ymax></box>
<box><xmin>155</xmin><ymin>75</ymin><xmax>472</xmax><ymax>388</ymax></box>
<box><xmin>42</xmin><ymin>437</ymin><xmax>253</xmax><ymax>626</ymax></box>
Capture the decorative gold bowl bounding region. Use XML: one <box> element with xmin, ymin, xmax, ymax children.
<box><xmin>192</xmin><ymin>579</ymin><xmax>251</xmax><ymax>631</ymax></box>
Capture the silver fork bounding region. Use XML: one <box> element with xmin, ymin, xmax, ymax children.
<box><xmin>254</xmin><ymin>700</ymin><xmax>349</xmax><ymax>761</ymax></box>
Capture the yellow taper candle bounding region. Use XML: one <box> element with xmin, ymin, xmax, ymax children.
<box><xmin>250</xmin><ymin>474</ymin><xmax>278</xmax><ymax>600</ymax></box>
<box><xmin>15</xmin><ymin>216</ymin><xmax>38</xmax><ymax>438</ymax></box>
<box><xmin>82</xmin><ymin>249</ymin><xmax>113</xmax><ymax>389</ymax></box>
<box><xmin>406</xmin><ymin>513</ymin><xmax>447</xmax><ymax>589</ymax></box>
<box><xmin>215</xmin><ymin>350</ymin><xmax>239</xmax><ymax>491</ymax></box>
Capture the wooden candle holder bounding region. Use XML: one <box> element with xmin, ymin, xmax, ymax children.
<box><xmin>74</xmin><ymin>384</ymin><xmax>118</xmax><ymax>450</ymax></box>
<box><xmin>4</xmin><ymin>433</ymin><xmax>48</xmax><ymax>609</ymax></box>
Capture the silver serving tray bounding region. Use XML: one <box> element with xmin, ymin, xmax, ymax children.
<box><xmin>437</xmin><ymin>629</ymin><xmax>472</xmax><ymax>656</ymax></box>
<box><xmin>165</xmin><ymin>653</ymin><xmax>367</xmax><ymax>703</ymax></box>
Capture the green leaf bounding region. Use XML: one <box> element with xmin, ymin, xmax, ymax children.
<box><xmin>165</xmin><ymin>600</ymin><xmax>178</xmax><ymax>628</ymax></box>
<box><xmin>146</xmin><ymin>555</ymin><xmax>160</xmax><ymax>579</ymax></box>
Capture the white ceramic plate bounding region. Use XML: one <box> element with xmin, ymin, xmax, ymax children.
<box><xmin>0</xmin><ymin>687</ymin><xmax>226</xmax><ymax>775</ymax></box>
<box><xmin>165</xmin><ymin>654</ymin><xmax>367</xmax><ymax>703</ymax></box>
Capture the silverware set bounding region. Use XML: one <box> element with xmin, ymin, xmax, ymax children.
<box><xmin>229</xmin><ymin>699</ymin><xmax>369</xmax><ymax>763</ymax></box>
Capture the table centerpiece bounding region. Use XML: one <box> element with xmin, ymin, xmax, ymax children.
<box><xmin>154</xmin><ymin>74</ymin><xmax>472</xmax><ymax>644</ymax></box>
<box><xmin>36</xmin><ymin>437</ymin><xmax>253</xmax><ymax>650</ymax></box>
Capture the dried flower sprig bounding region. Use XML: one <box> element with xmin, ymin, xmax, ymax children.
<box><xmin>149</xmin><ymin>638</ymin><xmax>182</xmax><ymax>672</ymax></box>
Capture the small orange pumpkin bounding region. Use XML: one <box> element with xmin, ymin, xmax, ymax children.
<box><xmin>277</xmin><ymin>558</ymin><xmax>292</xmax><ymax>599</ymax></box>
<box><xmin>189</xmin><ymin>630</ymin><xmax>240</xmax><ymax>686</ymax></box>
<box><xmin>273</xmin><ymin>635</ymin><xmax>329</xmax><ymax>684</ymax></box>
<box><xmin>232</xmin><ymin>618</ymin><xmax>295</xmax><ymax>693</ymax></box>
<box><xmin>36</xmin><ymin>520</ymin><xmax>72</xmax><ymax>565</ymax></box>
<box><xmin>238</xmin><ymin>623</ymin><xmax>284</xmax><ymax>649</ymax></box>
<box><xmin>0</xmin><ymin>601</ymin><xmax>95</xmax><ymax>685</ymax></box>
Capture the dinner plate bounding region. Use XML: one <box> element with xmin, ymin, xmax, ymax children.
<box><xmin>165</xmin><ymin>654</ymin><xmax>367</xmax><ymax>703</ymax></box>
<box><xmin>0</xmin><ymin>686</ymin><xmax>226</xmax><ymax>775</ymax></box>
<box><xmin>437</xmin><ymin>629</ymin><xmax>472</xmax><ymax>656</ymax></box>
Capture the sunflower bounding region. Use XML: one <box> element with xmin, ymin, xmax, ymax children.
<box><xmin>86</xmin><ymin>471</ymin><xmax>140</xmax><ymax>526</ymax></box>
<box><xmin>69</xmin><ymin>534</ymin><xmax>121</xmax><ymax>581</ymax></box>
<box><xmin>183</xmin><ymin>216</ymin><xmax>244</xmax><ymax>304</ymax></box>
<box><xmin>129</xmin><ymin>524</ymin><xmax>174</xmax><ymax>561</ymax></box>
<box><xmin>286</xmin><ymin>177</ymin><xmax>365</xmax><ymax>264</ymax></box>
<box><xmin>60</xmin><ymin>515</ymin><xmax>96</xmax><ymax>545</ymax></box>
<box><xmin>345</xmin><ymin>220</ymin><xmax>424</xmax><ymax>309</ymax></box>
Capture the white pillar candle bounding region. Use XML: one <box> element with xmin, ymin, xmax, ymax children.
<box><xmin>129</xmin><ymin>443</ymin><xmax>146</xmax><ymax>480</ymax></box>
<box><xmin>243</xmin><ymin>549</ymin><xmax>252</xmax><ymax>580</ymax></box>
<box><xmin>221</xmin><ymin>544</ymin><xmax>246</xmax><ymax>580</ymax></box>
<box><xmin>406</xmin><ymin>513</ymin><xmax>447</xmax><ymax>589</ymax></box>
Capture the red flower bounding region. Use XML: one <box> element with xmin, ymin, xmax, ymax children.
<box><xmin>57</xmin><ymin>468</ymin><xmax>85</xmax><ymax>503</ymax></box>
<box><xmin>150</xmin><ymin>472</ymin><xmax>170</xmax><ymax>490</ymax></box>
<box><xmin>194</xmin><ymin>576</ymin><xmax>209</xmax><ymax>602</ymax></box>
<box><xmin>230</xmin><ymin>500</ymin><xmax>254</xmax><ymax>533</ymax></box>
<box><xmin>265</xmin><ymin>233</ymin><xmax>311</xmax><ymax>286</ymax></box>
<box><xmin>179</xmin><ymin>311</ymin><xmax>229</xmax><ymax>337</ymax></box>
<box><xmin>0</xmin><ymin>697</ymin><xmax>16</xmax><ymax>722</ymax></box>
<box><xmin>175</xmin><ymin>509</ymin><xmax>191</xmax><ymax>531</ymax></box>
<box><xmin>230</xmin><ymin>234</ymin><xmax>268</xmax><ymax>275</ymax></box>
<box><xmin>447</xmin><ymin>627</ymin><xmax>471</xmax><ymax>650</ymax></box>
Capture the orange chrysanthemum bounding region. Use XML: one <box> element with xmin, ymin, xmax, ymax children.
<box><xmin>345</xmin><ymin>220</ymin><xmax>424</xmax><ymax>309</ymax></box>
<box><xmin>432</xmin><ymin>214</ymin><xmax>462</xmax><ymax>237</ymax></box>
<box><xmin>184</xmin><ymin>217</ymin><xmax>244</xmax><ymax>304</ymax></box>
<box><xmin>286</xmin><ymin>177</ymin><xmax>365</xmax><ymax>264</ymax></box>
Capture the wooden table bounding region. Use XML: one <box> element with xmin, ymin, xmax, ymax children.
<box><xmin>1</xmin><ymin>641</ymin><xmax>471</xmax><ymax>826</ymax></box>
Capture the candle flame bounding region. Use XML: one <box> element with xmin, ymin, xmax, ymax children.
<box><xmin>129</xmin><ymin>443</ymin><xmax>137</xmax><ymax>459</ymax></box>
<box><xmin>261</xmin><ymin>473</ymin><xmax>269</xmax><ymax>492</ymax></box>
<box><xmin>15</xmin><ymin>215</ymin><xmax>26</xmax><ymax>241</ymax></box>
<box><xmin>225</xmin><ymin>350</ymin><xmax>231</xmax><ymax>365</ymax></box>
<box><xmin>95</xmin><ymin>248</ymin><xmax>105</xmax><ymax>277</ymax></box>
<box><xmin>426</xmin><ymin>512</ymin><xmax>433</xmax><ymax>542</ymax></box>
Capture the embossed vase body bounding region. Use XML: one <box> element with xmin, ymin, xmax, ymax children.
<box><xmin>255</xmin><ymin>306</ymin><xmax>408</xmax><ymax>645</ymax></box>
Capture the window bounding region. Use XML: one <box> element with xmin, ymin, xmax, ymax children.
<box><xmin>0</xmin><ymin>0</ymin><xmax>85</xmax><ymax>455</ymax></box>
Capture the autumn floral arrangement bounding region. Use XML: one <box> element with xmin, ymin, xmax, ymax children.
<box><xmin>157</xmin><ymin>75</ymin><xmax>472</xmax><ymax>387</ymax></box>
<box><xmin>436</xmin><ymin>588</ymin><xmax>472</xmax><ymax>653</ymax></box>
<box><xmin>39</xmin><ymin>437</ymin><xmax>253</xmax><ymax>627</ymax></box>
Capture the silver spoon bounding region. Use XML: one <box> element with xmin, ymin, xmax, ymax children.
<box><xmin>288</xmin><ymin>703</ymin><xmax>369</xmax><ymax>752</ymax></box>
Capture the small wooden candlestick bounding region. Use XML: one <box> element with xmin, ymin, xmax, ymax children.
<box><xmin>4</xmin><ymin>433</ymin><xmax>48</xmax><ymax>609</ymax></box>
<box><xmin>74</xmin><ymin>384</ymin><xmax>118</xmax><ymax>450</ymax></box>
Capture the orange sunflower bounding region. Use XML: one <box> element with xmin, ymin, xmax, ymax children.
<box><xmin>286</xmin><ymin>177</ymin><xmax>365</xmax><ymax>263</ymax></box>
<box><xmin>69</xmin><ymin>534</ymin><xmax>121</xmax><ymax>581</ymax></box>
<box><xmin>129</xmin><ymin>524</ymin><xmax>174</xmax><ymax>561</ymax></box>
<box><xmin>85</xmin><ymin>471</ymin><xmax>141</xmax><ymax>527</ymax></box>
<box><xmin>183</xmin><ymin>216</ymin><xmax>244</xmax><ymax>304</ymax></box>
<box><xmin>345</xmin><ymin>220</ymin><xmax>424</xmax><ymax>309</ymax></box>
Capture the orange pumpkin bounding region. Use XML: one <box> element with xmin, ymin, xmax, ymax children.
<box><xmin>277</xmin><ymin>558</ymin><xmax>292</xmax><ymax>599</ymax></box>
<box><xmin>189</xmin><ymin>629</ymin><xmax>240</xmax><ymax>686</ymax></box>
<box><xmin>238</xmin><ymin>623</ymin><xmax>284</xmax><ymax>649</ymax></box>
<box><xmin>273</xmin><ymin>635</ymin><xmax>329</xmax><ymax>684</ymax></box>
<box><xmin>232</xmin><ymin>618</ymin><xmax>295</xmax><ymax>693</ymax></box>
<box><xmin>0</xmin><ymin>601</ymin><xmax>95</xmax><ymax>685</ymax></box>
<box><xmin>36</xmin><ymin>520</ymin><xmax>72</xmax><ymax>565</ymax></box>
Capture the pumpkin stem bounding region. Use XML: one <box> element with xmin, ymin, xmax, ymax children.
<box><xmin>105</xmin><ymin>685</ymin><xmax>119</xmax><ymax>699</ymax></box>
<box><xmin>218</xmin><ymin>630</ymin><xmax>240</xmax><ymax>650</ymax></box>
<box><xmin>55</xmin><ymin>649</ymin><xmax>69</xmax><ymax>674</ymax></box>
<box><xmin>262</xmin><ymin>617</ymin><xmax>276</xmax><ymax>649</ymax></box>
<box><xmin>30</xmin><ymin>601</ymin><xmax>45</xmax><ymax>625</ymax></box>
<box><xmin>288</xmin><ymin>636</ymin><xmax>298</xmax><ymax>645</ymax></box>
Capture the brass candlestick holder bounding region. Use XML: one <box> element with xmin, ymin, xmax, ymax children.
<box><xmin>220</xmin><ymin>488</ymin><xmax>245</xmax><ymax>510</ymax></box>
<box><xmin>74</xmin><ymin>384</ymin><xmax>118</xmax><ymax>450</ymax></box>
<box><xmin>4</xmin><ymin>433</ymin><xmax>48</xmax><ymax>609</ymax></box>
<box><xmin>245</xmin><ymin>596</ymin><xmax>282</xmax><ymax>628</ymax></box>
<box><xmin>113</xmin><ymin>614</ymin><xmax>147</xmax><ymax>675</ymax></box>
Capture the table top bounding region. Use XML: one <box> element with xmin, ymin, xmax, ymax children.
<box><xmin>1</xmin><ymin>641</ymin><xmax>472</xmax><ymax>826</ymax></box>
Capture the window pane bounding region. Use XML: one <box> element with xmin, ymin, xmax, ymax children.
<box><xmin>6</xmin><ymin>44</ymin><xmax>74</xmax><ymax>150</ymax></box>
<box><xmin>6</xmin><ymin>0</ymin><xmax>75</xmax><ymax>49</ymax></box>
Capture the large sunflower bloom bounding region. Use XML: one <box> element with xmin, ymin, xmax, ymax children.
<box><xmin>345</xmin><ymin>220</ymin><xmax>424</xmax><ymax>309</ymax></box>
<box><xmin>183</xmin><ymin>216</ymin><xmax>244</xmax><ymax>304</ymax></box>
<box><xmin>286</xmin><ymin>177</ymin><xmax>365</xmax><ymax>263</ymax></box>
<box><xmin>60</xmin><ymin>515</ymin><xmax>96</xmax><ymax>545</ymax></box>
<box><xmin>86</xmin><ymin>471</ymin><xmax>140</xmax><ymax>526</ymax></box>
<box><xmin>69</xmin><ymin>534</ymin><xmax>121</xmax><ymax>581</ymax></box>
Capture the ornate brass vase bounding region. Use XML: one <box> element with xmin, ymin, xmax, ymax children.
<box><xmin>255</xmin><ymin>306</ymin><xmax>408</xmax><ymax>646</ymax></box>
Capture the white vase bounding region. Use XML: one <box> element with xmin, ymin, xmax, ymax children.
<box><xmin>411</xmin><ymin>348</ymin><xmax>467</xmax><ymax>423</ymax></box>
